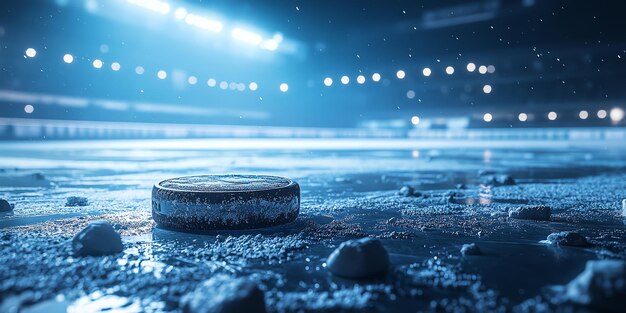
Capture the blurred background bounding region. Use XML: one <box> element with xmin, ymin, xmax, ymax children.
<box><xmin>1</xmin><ymin>0</ymin><xmax>625</xmax><ymax>140</ymax></box>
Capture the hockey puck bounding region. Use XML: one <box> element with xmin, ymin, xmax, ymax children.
<box><xmin>152</xmin><ymin>175</ymin><xmax>300</xmax><ymax>231</ymax></box>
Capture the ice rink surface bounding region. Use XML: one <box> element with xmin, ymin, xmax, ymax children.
<box><xmin>1</xmin><ymin>139</ymin><xmax>625</xmax><ymax>312</ymax></box>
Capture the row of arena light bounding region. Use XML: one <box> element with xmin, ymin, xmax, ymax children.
<box><xmin>481</xmin><ymin>109</ymin><xmax>624</xmax><ymax>123</ymax></box>
<box><xmin>323</xmin><ymin>63</ymin><xmax>495</xmax><ymax>94</ymax></box>
<box><xmin>407</xmin><ymin>108</ymin><xmax>625</xmax><ymax>126</ymax></box>
<box><xmin>126</xmin><ymin>0</ymin><xmax>282</xmax><ymax>51</ymax></box>
<box><xmin>25</xmin><ymin>48</ymin><xmax>290</xmax><ymax>93</ymax></box>
<box><xmin>26</xmin><ymin>47</ymin><xmax>496</xmax><ymax>95</ymax></box>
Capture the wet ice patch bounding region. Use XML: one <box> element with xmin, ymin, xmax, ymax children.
<box><xmin>69</xmin><ymin>292</ymin><xmax>143</xmax><ymax>313</ymax></box>
<box><xmin>0</xmin><ymin>173</ymin><xmax>52</xmax><ymax>188</ymax></box>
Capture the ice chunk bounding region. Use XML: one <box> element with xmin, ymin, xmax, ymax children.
<box><xmin>399</xmin><ymin>186</ymin><xmax>414</xmax><ymax>197</ymax></box>
<box><xmin>497</xmin><ymin>175</ymin><xmax>516</xmax><ymax>186</ymax></box>
<box><xmin>481</xmin><ymin>174</ymin><xmax>516</xmax><ymax>186</ymax></box>
<box><xmin>508</xmin><ymin>205</ymin><xmax>551</xmax><ymax>221</ymax></box>
<box><xmin>544</xmin><ymin>231</ymin><xmax>588</xmax><ymax>247</ymax></box>
<box><xmin>564</xmin><ymin>260</ymin><xmax>626</xmax><ymax>311</ymax></box>
<box><xmin>326</xmin><ymin>237</ymin><xmax>389</xmax><ymax>279</ymax></box>
<box><xmin>66</xmin><ymin>196</ymin><xmax>89</xmax><ymax>207</ymax></box>
<box><xmin>72</xmin><ymin>220</ymin><xmax>123</xmax><ymax>256</ymax></box>
<box><xmin>398</xmin><ymin>186</ymin><xmax>421</xmax><ymax>197</ymax></box>
<box><xmin>0</xmin><ymin>198</ymin><xmax>13</xmax><ymax>212</ymax></box>
<box><xmin>180</xmin><ymin>274</ymin><xmax>266</xmax><ymax>313</ymax></box>
<box><xmin>460</xmin><ymin>243</ymin><xmax>481</xmax><ymax>256</ymax></box>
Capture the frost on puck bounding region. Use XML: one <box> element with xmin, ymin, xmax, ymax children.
<box><xmin>152</xmin><ymin>175</ymin><xmax>300</xmax><ymax>231</ymax></box>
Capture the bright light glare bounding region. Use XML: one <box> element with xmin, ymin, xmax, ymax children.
<box><xmin>579</xmin><ymin>110</ymin><xmax>589</xmax><ymax>120</ymax></box>
<box><xmin>478</xmin><ymin>65</ymin><xmax>488</xmax><ymax>74</ymax></box>
<box><xmin>273</xmin><ymin>33</ymin><xmax>284</xmax><ymax>43</ymax></box>
<box><xmin>279</xmin><ymin>83</ymin><xmax>289</xmax><ymax>92</ymax></box>
<box><xmin>232</xmin><ymin>28</ymin><xmax>263</xmax><ymax>45</ymax></box>
<box><xmin>174</xmin><ymin>7</ymin><xmax>187</xmax><ymax>19</ymax></box>
<box><xmin>548</xmin><ymin>111</ymin><xmax>557</xmax><ymax>120</ymax></box>
<box><xmin>25</xmin><ymin>48</ymin><xmax>37</xmax><ymax>58</ymax></box>
<box><xmin>208</xmin><ymin>78</ymin><xmax>217</xmax><ymax>87</ymax></box>
<box><xmin>127</xmin><ymin>0</ymin><xmax>170</xmax><ymax>15</ymax></box>
<box><xmin>24</xmin><ymin>104</ymin><xmax>34</xmax><ymax>114</ymax></box>
<box><xmin>396</xmin><ymin>70</ymin><xmax>406</xmax><ymax>79</ymax></box>
<box><xmin>157</xmin><ymin>70</ymin><xmax>167</xmax><ymax>79</ymax></box>
<box><xmin>92</xmin><ymin>59</ymin><xmax>103</xmax><ymax>69</ymax></box>
<box><xmin>341</xmin><ymin>76</ymin><xmax>350</xmax><ymax>85</ymax></box>
<box><xmin>262</xmin><ymin>39</ymin><xmax>279</xmax><ymax>51</ymax></box>
<box><xmin>372</xmin><ymin>73</ymin><xmax>381</xmax><ymax>82</ymax></box>
<box><xmin>518</xmin><ymin>113</ymin><xmax>528</xmax><ymax>122</ymax></box>
<box><xmin>111</xmin><ymin>62</ymin><xmax>121</xmax><ymax>71</ymax></box>
<box><xmin>483</xmin><ymin>113</ymin><xmax>493</xmax><ymax>122</ymax></box>
<box><xmin>323</xmin><ymin>77</ymin><xmax>333</xmax><ymax>86</ymax></box>
<box><xmin>445</xmin><ymin>66</ymin><xmax>454</xmax><ymax>75</ymax></box>
<box><xmin>597</xmin><ymin>109</ymin><xmax>607</xmax><ymax>119</ymax></box>
<box><xmin>466</xmin><ymin>63</ymin><xmax>476</xmax><ymax>72</ymax></box>
<box><xmin>411</xmin><ymin>116</ymin><xmax>420</xmax><ymax>125</ymax></box>
<box><xmin>422</xmin><ymin>67</ymin><xmax>431</xmax><ymax>77</ymax></box>
<box><xmin>185</xmin><ymin>14</ymin><xmax>223</xmax><ymax>32</ymax></box>
<box><xmin>610</xmin><ymin>107</ymin><xmax>624</xmax><ymax>122</ymax></box>
<box><xmin>356</xmin><ymin>75</ymin><xmax>366</xmax><ymax>84</ymax></box>
<box><xmin>219</xmin><ymin>81</ymin><xmax>228</xmax><ymax>90</ymax></box>
<box><xmin>483</xmin><ymin>84</ymin><xmax>492</xmax><ymax>94</ymax></box>
<box><xmin>187</xmin><ymin>76</ymin><xmax>197</xmax><ymax>85</ymax></box>
<box><xmin>63</xmin><ymin>54</ymin><xmax>74</xmax><ymax>64</ymax></box>
<box><xmin>249</xmin><ymin>82</ymin><xmax>258</xmax><ymax>91</ymax></box>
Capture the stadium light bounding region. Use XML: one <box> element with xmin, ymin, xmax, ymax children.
<box><xmin>127</xmin><ymin>0</ymin><xmax>171</xmax><ymax>15</ymax></box>
<box><xmin>185</xmin><ymin>14</ymin><xmax>223</xmax><ymax>32</ymax></box>
<box><xmin>232</xmin><ymin>28</ymin><xmax>263</xmax><ymax>45</ymax></box>
<box><xmin>25</xmin><ymin>48</ymin><xmax>37</xmax><ymax>58</ymax></box>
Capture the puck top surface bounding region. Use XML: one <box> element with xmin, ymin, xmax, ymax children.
<box><xmin>157</xmin><ymin>174</ymin><xmax>293</xmax><ymax>193</ymax></box>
